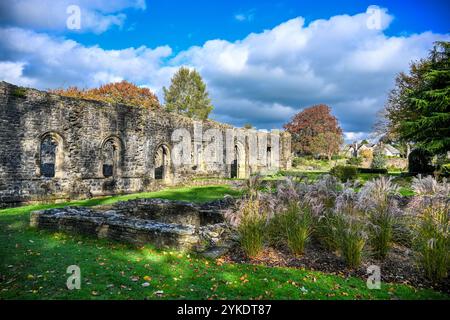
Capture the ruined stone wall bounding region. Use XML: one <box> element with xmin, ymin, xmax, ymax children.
<box><xmin>0</xmin><ymin>81</ymin><xmax>291</xmax><ymax>207</ymax></box>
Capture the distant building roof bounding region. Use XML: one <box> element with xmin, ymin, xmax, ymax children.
<box><xmin>383</xmin><ymin>144</ymin><xmax>401</xmax><ymax>155</ymax></box>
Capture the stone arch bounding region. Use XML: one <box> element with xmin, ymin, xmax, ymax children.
<box><xmin>100</xmin><ymin>135</ymin><xmax>123</xmax><ymax>178</ymax></box>
<box><xmin>231</xmin><ymin>140</ymin><xmax>247</xmax><ymax>179</ymax></box>
<box><xmin>154</xmin><ymin>143</ymin><xmax>171</xmax><ymax>182</ymax></box>
<box><xmin>39</xmin><ymin>131</ymin><xmax>64</xmax><ymax>178</ymax></box>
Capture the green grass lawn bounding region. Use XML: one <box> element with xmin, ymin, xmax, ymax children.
<box><xmin>0</xmin><ymin>185</ymin><xmax>447</xmax><ymax>300</ymax></box>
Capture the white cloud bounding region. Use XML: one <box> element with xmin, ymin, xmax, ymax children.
<box><xmin>344</xmin><ymin>132</ymin><xmax>369</xmax><ymax>143</ymax></box>
<box><xmin>0</xmin><ymin>0</ymin><xmax>146</xmax><ymax>34</ymax></box>
<box><xmin>0</xmin><ymin>27</ymin><xmax>172</xmax><ymax>90</ymax></box>
<box><xmin>234</xmin><ymin>9</ymin><xmax>256</xmax><ymax>22</ymax></box>
<box><xmin>0</xmin><ymin>5</ymin><xmax>448</xmax><ymax>138</ymax></box>
<box><xmin>0</xmin><ymin>61</ymin><xmax>36</xmax><ymax>87</ymax></box>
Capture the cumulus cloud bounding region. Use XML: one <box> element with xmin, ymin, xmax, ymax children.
<box><xmin>0</xmin><ymin>27</ymin><xmax>173</xmax><ymax>91</ymax></box>
<box><xmin>0</xmin><ymin>0</ymin><xmax>146</xmax><ymax>33</ymax></box>
<box><xmin>176</xmin><ymin>6</ymin><xmax>448</xmax><ymax>136</ymax></box>
<box><xmin>0</xmin><ymin>5</ymin><xmax>448</xmax><ymax>141</ymax></box>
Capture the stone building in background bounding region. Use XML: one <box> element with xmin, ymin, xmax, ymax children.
<box><xmin>0</xmin><ymin>81</ymin><xmax>291</xmax><ymax>207</ymax></box>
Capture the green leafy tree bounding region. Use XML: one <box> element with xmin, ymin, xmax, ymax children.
<box><xmin>371</xmin><ymin>151</ymin><xmax>387</xmax><ymax>169</ymax></box>
<box><xmin>163</xmin><ymin>67</ymin><xmax>213</xmax><ymax>120</ymax></box>
<box><xmin>383</xmin><ymin>41</ymin><xmax>450</xmax><ymax>155</ymax></box>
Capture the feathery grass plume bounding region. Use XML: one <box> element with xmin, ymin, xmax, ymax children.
<box><xmin>284</xmin><ymin>202</ymin><xmax>313</xmax><ymax>255</ymax></box>
<box><xmin>358</xmin><ymin>176</ymin><xmax>401</xmax><ymax>259</ymax></box>
<box><xmin>305</xmin><ymin>174</ymin><xmax>342</xmax><ymax>215</ymax></box>
<box><xmin>242</xmin><ymin>174</ymin><xmax>264</xmax><ymax>200</ymax></box>
<box><xmin>411</xmin><ymin>197</ymin><xmax>449</xmax><ymax>281</ymax></box>
<box><xmin>408</xmin><ymin>177</ymin><xmax>449</xmax><ymax>281</ymax></box>
<box><xmin>267</xmin><ymin>199</ymin><xmax>313</xmax><ymax>255</ymax></box>
<box><xmin>265</xmin><ymin>177</ymin><xmax>313</xmax><ymax>252</ymax></box>
<box><xmin>224</xmin><ymin>195</ymin><xmax>267</xmax><ymax>258</ymax></box>
<box><xmin>412</xmin><ymin>175</ymin><xmax>450</xmax><ymax>197</ymax></box>
<box><xmin>331</xmin><ymin>190</ymin><xmax>368</xmax><ymax>268</ymax></box>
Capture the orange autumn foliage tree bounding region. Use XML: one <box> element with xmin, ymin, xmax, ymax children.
<box><xmin>50</xmin><ymin>80</ymin><xmax>161</xmax><ymax>110</ymax></box>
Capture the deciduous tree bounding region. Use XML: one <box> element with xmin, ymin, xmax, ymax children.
<box><xmin>50</xmin><ymin>80</ymin><xmax>160</xmax><ymax>110</ymax></box>
<box><xmin>284</xmin><ymin>104</ymin><xmax>343</xmax><ymax>157</ymax></box>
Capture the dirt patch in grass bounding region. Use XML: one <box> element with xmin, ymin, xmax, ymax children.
<box><xmin>223</xmin><ymin>240</ymin><xmax>450</xmax><ymax>294</ymax></box>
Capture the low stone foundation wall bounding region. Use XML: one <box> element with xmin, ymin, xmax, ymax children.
<box><xmin>30</xmin><ymin>197</ymin><xmax>236</xmax><ymax>253</ymax></box>
<box><xmin>2</xmin><ymin>178</ymin><xmax>244</xmax><ymax>209</ymax></box>
<box><xmin>30</xmin><ymin>207</ymin><xmax>201</xmax><ymax>250</ymax></box>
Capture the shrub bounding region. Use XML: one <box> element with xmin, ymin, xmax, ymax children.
<box><xmin>371</xmin><ymin>151</ymin><xmax>387</xmax><ymax>169</ymax></box>
<box><xmin>360</xmin><ymin>149</ymin><xmax>373</xmax><ymax>160</ymax></box>
<box><xmin>292</xmin><ymin>157</ymin><xmax>302</xmax><ymax>168</ymax></box>
<box><xmin>12</xmin><ymin>87</ymin><xmax>27</xmax><ymax>98</ymax></box>
<box><xmin>436</xmin><ymin>163</ymin><xmax>450</xmax><ymax>178</ymax></box>
<box><xmin>330</xmin><ymin>165</ymin><xmax>358</xmax><ymax>182</ymax></box>
<box><xmin>358</xmin><ymin>177</ymin><xmax>401</xmax><ymax>259</ymax></box>
<box><xmin>408</xmin><ymin>148</ymin><xmax>434</xmax><ymax>174</ymax></box>
<box><xmin>347</xmin><ymin>157</ymin><xmax>363</xmax><ymax>166</ymax></box>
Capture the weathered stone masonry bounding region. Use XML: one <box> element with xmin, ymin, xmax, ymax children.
<box><xmin>0</xmin><ymin>81</ymin><xmax>291</xmax><ymax>207</ymax></box>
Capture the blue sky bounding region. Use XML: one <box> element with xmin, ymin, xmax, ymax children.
<box><xmin>70</xmin><ymin>0</ymin><xmax>450</xmax><ymax>52</ymax></box>
<box><xmin>0</xmin><ymin>0</ymin><xmax>449</xmax><ymax>142</ymax></box>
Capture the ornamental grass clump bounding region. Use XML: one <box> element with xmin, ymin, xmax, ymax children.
<box><xmin>305</xmin><ymin>174</ymin><xmax>342</xmax><ymax>213</ymax></box>
<box><xmin>225</xmin><ymin>175</ymin><xmax>268</xmax><ymax>258</ymax></box>
<box><xmin>285</xmin><ymin>202</ymin><xmax>313</xmax><ymax>255</ymax></box>
<box><xmin>411</xmin><ymin>198</ymin><xmax>449</xmax><ymax>281</ymax></box>
<box><xmin>309</xmin><ymin>175</ymin><xmax>344</xmax><ymax>249</ymax></box>
<box><xmin>265</xmin><ymin>177</ymin><xmax>313</xmax><ymax>254</ymax></box>
<box><xmin>320</xmin><ymin>188</ymin><xmax>368</xmax><ymax>268</ymax></box>
<box><xmin>411</xmin><ymin>175</ymin><xmax>450</xmax><ymax>196</ymax></box>
<box><xmin>225</xmin><ymin>197</ymin><xmax>267</xmax><ymax>258</ymax></box>
<box><xmin>270</xmin><ymin>201</ymin><xmax>313</xmax><ymax>255</ymax></box>
<box><xmin>358</xmin><ymin>176</ymin><xmax>401</xmax><ymax>259</ymax></box>
<box><xmin>409</xmin><ymin>176</ymin><xmax>450</xmax><ymax>281</ymax></box>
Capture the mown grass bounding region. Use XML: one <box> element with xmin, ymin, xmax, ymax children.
<box><xmin>0</xmin><ymin>185</ymin><xmax>447</xmax><ymax>300</ymax></box>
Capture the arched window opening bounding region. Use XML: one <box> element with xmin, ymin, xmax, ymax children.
<box><xmin>154</xmin><ymin>145</ymin><xmax>170</xmax><ymax>181</ymax></box>
<box><xmin>40</xmin><ymin>135</ymin><xmax>58</xmax><ymax>178</ymax></box>
<box><xmin>267</xmin><ymin>146</ymin><xmax>272</xmax><ymax>168</ymax></box>
<box><xmin>230</xmin><ymin>145</ymin><xmax>238</xmax><ymax>178</ymax></box>
<box><xmin>101</xmin><ymin>137</ymin><xmax>122</xmax><ymax>178</ymax></box>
